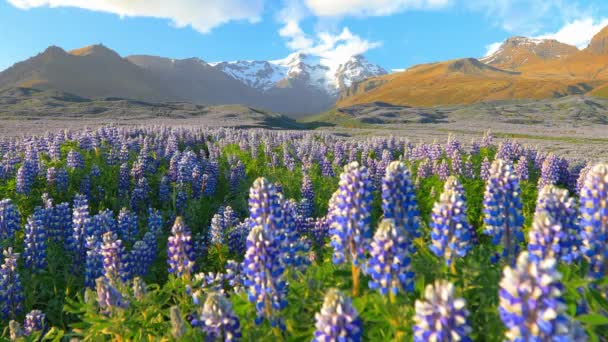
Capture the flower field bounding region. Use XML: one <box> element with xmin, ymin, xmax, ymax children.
<box><xmin>0</xmin><ymin>126</ymin><xmax>606</xmax><ymax>341</ymax></box>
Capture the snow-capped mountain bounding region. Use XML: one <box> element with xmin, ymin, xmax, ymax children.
<box><xmin>480</xmin><ymin>36</ymin><xmax>578</xmax><ymax>70</ymax></box>
<box><xmin>213</xmin><ymin>52</ymin><xmax>386</xmax><ymax>96</ymax></box>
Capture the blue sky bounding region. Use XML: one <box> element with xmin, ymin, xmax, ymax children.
<box><xmin>1</xmin><ymin>0</ymin><xmax>608</xmax><ymax>72</ymax></box>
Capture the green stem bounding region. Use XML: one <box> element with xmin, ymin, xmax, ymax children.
<box><xmin>352</xmin><ymin>263</ymin><xmax>360</xmax><ymax>297</ymax></box>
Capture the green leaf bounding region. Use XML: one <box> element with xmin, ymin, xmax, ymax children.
<box><xmin>577</xmin><ymin>314</ymin><xmax>608</xmax><ymax>326</ymax></box>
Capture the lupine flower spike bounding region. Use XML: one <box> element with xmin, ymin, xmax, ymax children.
<box><xmin>313</xmin><ymin>288</ymin><xmax>362</xmax><ymax>342</ymax></box>
<box><xmin>579</xmin><ymin>163</ymin><xmax>608</xmax><ymax>279</ymax></box>
<box><xmin>413</xmin><ymin>280</ymin><xmax>472</xmax><ymax>342</ymax></box>
<box><xmin>191</xmin><ymin>291</ymin><xmax>242</xmax><ymax>341</ymax></box>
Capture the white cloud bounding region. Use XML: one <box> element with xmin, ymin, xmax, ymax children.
<box><xmin>391</xmin><ymin>68</ymin><xmax>405</xmax><ymax>73</ymax></box>
<box><xmin>7</xmin><ymin>0</ymin><xmax>264</xmax><ymax>33</ymax></box>
<box><xmin>535</xmin><ymin>17</ymin><xmax>608</xmax><ymax>48</ymax></box>
<box><xmin>304</xmin><ymin>0</ymin><xmax>449</xmax><ymax>17</ymax></box>
<box><xmin>483</xmin><ymin>42</ymin><xmax>503</xmax><ymax>57</ymax></box>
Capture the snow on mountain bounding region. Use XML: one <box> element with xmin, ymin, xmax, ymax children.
<box><xmin>213</xmin><ymin>52</ymin><xmax>386</xmax><ymax>96</ymax></box>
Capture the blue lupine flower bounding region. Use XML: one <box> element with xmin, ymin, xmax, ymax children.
<box><xmin>191</xmin><ymin>292</ymin><xmax>242</xmax><ymax>341</ymax></box>
<box><xmin>499</xmin><ymin>252</ymin><xmax>573</xmax><ymax>341</ymax></box>
<box><xmin>23</xmin><ymin>208</ymin><xmax>48</xmax><ymax>271</ymax></box>
<box><xmin>71</xmin><ymin>195</ymin><xmax>92</xmax><ymax>267</ymax></box>
<box><xmin>538</xmin><ymin>153</ymin><xmax>560</xmax><ymax>189</ymax></box>
<box><xmin>313</xmin><ymin>288</ymin><xmax>362</xmax><ymax>342</ymax></box>
<box><xmin>223</xmin><ymin>206</ymin><xmax>238</xmax><ymax>228</ymax></box>
<box><xmin>117</xmin><ymin>208</ymin><xmax>138</xmax><ymax>244</ymax></box>
<box><xmin>381</xmin><ymin>161</ymin><xmax>421</xmax><ymax>243</ymax></box>
<box><xmin>101</xmin><ymin>231</ymin><xmax>130</xmax><ymax>285</ymax></box>
<box><xmin>436</xmin><ymin>159</ymin><xmax>450</xmax><ymax>181</ymax></box>
<box><xmin>167</xmin><ymin>217</ymin><xmax>195</xmax><ymax>279</ymax></box>
<box><xmin>530</xmin><ymin>186</ymin><xmax>580</xmax><ymax>264</ymax></box>
<box><xmin>67</xmin><ymin>149</ymin><xmax>84</xmax><ymax>169</ymax></box>
<box><xmin>430</xmin><ymin>176</ymin><xmax>473</xmax><ymax>266</ymax></box>
<box><xmin>209</xmin><ymin>213</ymin><xmax>226</xmax><ymax>246</ymax></box>
<box><xmin>329</xmin><ymin>162</ymin><xmax>373</xmax><ymax>267</ymax></box>
<box><xmin>23</xmin><ymin>309</ymin><xmax>46</xmax><ymax>336</ymax></box>
<box><xmin>0</xmin><ymin>199</ymin><xmax>20</xmax><ymax>241</ymax></box>
<box><xmin>281</xmin><ymin>199</ymin><xmax>311</xmax><ymax>273</ymax></box>
<box><xmin>366</xmin><ymin>219</ymin><xmax>414</xmax><ymax>296</ymax></box>
<box><xmin>480</xmin><ymin>157</ymin><xmax>490</xmax><ymax>181</ymax></box>
<box><xmin>242</xmin><ymin>225</ymin><xmax>287</xmax><ymax>328</ymax></box>
<box><xmin>130</xmin><ymin>240</ymin><xmax>153</xmax><ymax>278</ymax></box>
<box><xmin>227</xmin><ymin>219</ymin><xmax>251</xmax><ymax>256</ymax></box>
<box><xmin>413</xmin><ymin>280</ymin><xmax>471</xmax><ymax>342</ymax></box>
<box><xmin>95</xmin><ymin>277</ymin><xmax>129</xmax><ymax>314</ymax></box>
<box><xmin>159</xmin><ymin>175</ymin><xmax>170</xmax><ymax>204</ymax></box>
<box><xmin>55</xmin><ymin>168</ymin><xmax>69</xmax><ymax>192</ymax></box>
<box><xmin>321</xmin><ymin>157</ymin><xmax>334</xmax><ymax>177</ymax></box>
<box><xmin>119</xmin><ymin>163</ymin><xmax>130</xmax><ymax>197</ymax></box>
<box><xmin>483</xmin><ymin>159</ymin><xmax>525</xmax><ymax>264</ymax></box>
<box><xmin>579</xmin><ymin>163</ymin><xmax>608</xmax><ymax>279</ymax></box>
<box><xmin>248</xmin><ymin>177</ymin><xmax>284</xmax><ymax>235</ymax></box>
<box><xmin>85</xmin><ymin>236</ymin><xmax>103</xmax><ymax>288</ymax></box>
<box><xmin>515</xmin><ymin>155</ymin><xmax>529</xmax><ymax>181</ymax></box>
<box><xmin>0</xmin><ymin>248</ymin><xmax>24</xmax><ymax>320</ymax></box>
<box><xmin>16</xmin><ymin>163</ymin><xmax>33</xmax><ymax>195</ymax></box>
<box><xmin>301</xmin><ymin>172</ymin><xmax>315</xmax><ymax>217</ymax></box>
<box><xmin>203</xmin><ymin>161</ymin><xmax>219</xmax><ymax>196</ymax></box>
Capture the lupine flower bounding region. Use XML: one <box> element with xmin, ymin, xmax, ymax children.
<box><xmin>499</xmin><ymin>252</ymin><xmax>574</xmax><ymax>341</ymax></box>
<box><xmin>480</xmin><ymin>156</ymin><xmax>490</xmax><ymax>181</ymax></box>
<box><xmin>227</xmin><ymin>219</ymin><xmax>251</xmax><ymax>256</ymax></box>
<box><xmin>209</xmin><ymin>213</ymin><xmax>225</xmax><ymax>246</ymax></box>
<box><xmin>313</xmin><ymin>288</ymin><xmax>362</xmax><ymax>342</ymax></box>
<box><xmin>167</xmin><ymin>217</ymin><xmax>195</xmax><ymax>279</ymax></box>
<box><xmin>24</xmin><ymin>310</ymin><xmax>46</xmax><ymax>336</ymax></box>
<box><xmin>248</xmin><ymin>177</ymin><xmax>284</xmax><ymax>234</ymax></box>
<box><xmin>159</xmin><ymin>175</ymin><xmax>170</xmax><ymax>204</ymax></box>
<box><xmin>67</xmin><ymin>149</ymin><xmax>84</xmax><ymax>169</ymax></box>
<box><xmin>300</xmin><ymin>172</ymin><xmax>315</xmax><ymax>217</ymax></box>
<box><xmin>329</xmin><ymin>162</ymin><xmax>373</xmax><ymax>266</ymax></box>
<box><xmin>381</xmin><ymin>161</ymin><xmax>420</xmax><ymax>243</ymax></box>
<box><xmin>85</xmin><ymin>236</ymin><xmax>103</xmax><ymax>288</ymax></box>
<box><xmin>170</xmin><ymin>306</ymin><xmax>187</xmax><ymax>340</ymax></box>
<box><xmin>52</xmin><ymin>202</ymin><xmax>71</xmax><ymax>245</ymax></box>
<box><xmin>95</xmin><ymin>277</ymin><xmax>129</xmax><ymax>314</ymax></box>
<box><xmin>413</xmin><ymin>280</ymin><xmax>471</xmax><ymax>342</ymax></box>
<box><xmin>530</xmin><ymin>186</ymin><xmax>580</xmax><ymax>263</ymax></box>
<box><xmin>203</xmin><ymin>161</ymin><xmax>219</xmax><ymax>196</ymax></box>
<box><xmin>132</xmin><ymin>277</ymin><xmax>146</xmax><ymax>300</ymax></box>
<box><xmin>23</xmin><ymin>208</ymin><xmax>48</xmax><ymax>271</ymax></box>
<box><xmin>579</xmin><ymin>163</ymin><xmax>608</xmax><ymax>279</ymax></box>
<box><xmin>55</xmin><ymin>168</ymin><xmax>69</xmax><ymax>192</ymax></box>
<box><xmin>430</xmin><ymin>177</ymin><xmax>472</xmax><ymax>266</ymax></box>
<box><xmin>242</xmin><ymin>225</ymin><xmax>287</xmax><ymax>327</ymax></box>
<box><xmin>0</xmin><ymin>248</ymin><xmax>24</xmax><ymax>319</ymax></box>
<box><xmin>71</xmin><ymin>195</ymin><xmax>92</xmax><ymax>266</ymax></box>
<box><xmin>117</xmin><ymin>208</ymin><xmax>138</xmax><ymax>244</ymax></box>
<box><xmin>0</xmin><ymin>199</ymin><xmax>20</xmax><ymax>241</ymax></box>
<box><xmin>191</xmin><ymin>292</ymin><xmax>242</xmax><ymax>341</ymax></box>
<box><xmin>101</xmin><ymin>232</ymin><xmax>130</xmax><ymax>285</ymax></box>
<box><xmin>538</xmin><ymin>153</ymin><xmax>560</xmax><ymax>189</ymax></box>
<box><xmin>321</xmin><ymin>157</ymin><xmax>334</xmax><ymax>177</ymax></box>
<box><xmin>16</xmin><ymin>164</ymin><xmax>33</xmax><ymax>195</ymax></box>
<box><xmin>281</xmin><ymin>199</ymin><xmax>311</xmax><ymax>273</ymax></box>
<box><xmin>515</xmin><ymin>155</ymin><xmax>529</xmax><ymax>181</ymax></box>
<box><xmin>366</xmin><ymin>219</ymin><xmax>414</xmax><ymax>296</ymax></box>
<box><xmin>118</xmin><ymin>163</ymin><xmax>129</xmax><ymax>197</ymax></box>
<box><xmin>483</xmin><ymin>159</ymin><xmax>524</xmax><ymax>264</ymax></box>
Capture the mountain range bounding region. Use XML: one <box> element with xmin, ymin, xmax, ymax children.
<box><xmin>338</xmin><ymin>25</ymin><xmax>608</xmax><ymax>108</ymax></box>
<box><xmin>2</xmin><ymin>25</ymin><xmax>608</xmax><ymax>117</ymax></box>
<box><xmin>0</xmin><ymin>45</ymin><xmax>386</xmax><ymax>117</ymax></box>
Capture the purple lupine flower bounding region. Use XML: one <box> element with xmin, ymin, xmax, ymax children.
<box><xmin>321</xmin><ymin>157</ymin><xmax>334</xmax><ymax>177</ymax></box>
<box><xmin>203</xmin><ymin>161</ymin><xmax>219</xmax><ymax>196</ymax></box>
<box><xmin>23</xmin><ymin>208</ymin><xmax>48</xmax><ymax>271</ymax></box>
<box><xmin>382</xmin><ymin>161</ymin><xmax>420</xmax><ymax>243</ymax></box>
<box><xmin>450</xmin><ymin>152</ymin><xmax>462</xmax><ymax>176</ymax></box>
<box><xmin>436</xmin><ymin>159</ymin><xmax>450</xmax><ymax>181</ymax></box>
<box><xmin>515</xmin><ymin>155</ymin><xmax>529</xmax><ymax>181</ymax></box>
<box><xmin>0</xmin><ymin>248</ymin><xmax>23</xmax><ymax>320</ymax></box>
<box><xmin>117</xmin><ymin>208</ymin><xmax>138</xmax><ymax>244</ymax></box>
<box><xmin>227</xmin><ymin>219</ymin><xmax>251</xmax><ymax>256</ymax></box>
<box><xmin>23</xmin><ymin>309</ymin><xmax>46</xmax><ymax>337</ymax></box>
<box><xmin>16</xmin><ymin>164</ymin><xmax>33</xmax><ymax>195</ymax></box>
<box><xmin>175</xmin><ymin>189</ymin><xmax>188</xmax><ymax>215</ymax></box>
<box><xmin>248</xmin><ymin>177</ymin><xmax>284</xmax><ymax>234</ymax></box>
<box><xmin>464</xmin><ymin>155</ymin><xmax>475</xmax><ymax>179</ymax></box>
<box><xmin>483</xmin><ymin>159</ymin><xmax>524</xmax><ymax>264</ymax></box>
<box><xmin>329</xmin><ymin>162</ymin><xmax>373</xmax><ymax>267</ymax></box>
<box><xmin>66</xmin><ymin>149</ymin><xmax>84</xmax><ymax>169</ymax></box>
<box><xmin>413</xmin><ymin>280</ymin><xmax>471</xmax><ymax>342</ymax></box>
<box><xmin>430</xmin><ymin>177</ymin><xmax>473</xmax><ymax>266</ymax></box>
<box><xmin>242</xmin><ymin>225</ymin><xmax>287</xmax><ymax>327</ymax></box>
<box><xmin>118</xmin><ymin>163</ymin><xmax>129</xmax><ymax>197</ymax></box>
<box><xmin>167</xmin><ymin>217</ymin><xmax>195</xmax><ymax>279</ymax></box>
<box><xmin>223</xmin><ymin>206</ymin><xmax>238</xmax><ymax>228</ymax></box>
<box><xmin>480</xmin><ymin>156</ymin><xmax>491</xmax><ymax>181</ymax></box>
<box><xmin>52</xmin><ymin>202</ymin><xmax>71</xmax><ymax>245</ymax></box>
<box><xmin>499</xmin><ymin>252</ymin><xmax>574</xmax><ymax>341</ymax></box>
<box><xmin>85</xmin><ymin>236</ymin><xmax>103</xmax><ymax>288</ymax></box>
<box><xmin>95</xmin><ymin>277</ymin><xmax>129</xmax><ymax>314</ymax></box>
<box><xmin>55</xmin><ymin>167</ymin><xmax>68</xmax><ymax>192</ymax></box>
<box><xmin>313</xmin><ymin>288</ymin><xmax>362</xmax><ymax>342</ymax></box>
<box><xmin>209</xmin><ymin>213</ymin><xmax>226</xmax><ymax>246</ymax></box>
<box><xmin>101</xmin><ymin>232</ymin><xmax>130</xmax><ymax>285</ymax></box>
<box><xmin>579</xmin><ymin>163</ymin><xmax>608</xmax><ymax>279</ymax></box>
<box><xmin>71</xmin><ymin>194</ymin><xmax>92</xmax><ymax>267</ymax></box>
<box><xmin>576</xmin><ymin>163</ymin><xmax>592</xmax><ymax>196</ymax></box>
<box><xmin>301</xmin><ymin>172</ymin><xmax>315</xmax><ymax>217</ymax></box>
<box><xmin>130</xmin><ymin>239</ymin><xmax>154</xmax><ymax>278</ymax></box>
<box><xmin>538</xmin><ymin>153</ymin><xmax>560</xmax><ymax>189</ymax></box>
<box><xmin>191</xmin><ymin>292</ymin><xmax>242</xmax><ymax>341</ymax></box>
<box><xmin>79</xmin><ymin>175</ymin><xmax>91</xmax><ymax>198</ymax></box>
<box><xmin>158</xmin><ymin>175</ymin><xmax>170</xmax><ymax>204</ymax></box>
<box><xmin>281</xmin><ymin>199</ymin><xmax>311</xmax><ymax>273</ymax></box>
<box><xmin>530</xmin><ymin>186</ymin><xmax>580</xmax><ymax>264</ymax></box>
<box><xmin>366</xmin><ymin>219</ymin><xmax>414</xmax><ymax>296</ymax></box>
<box><xmin>0</xmin><ymin>199</ymin><xmax>20</xmax><ymax>241</ymax></box>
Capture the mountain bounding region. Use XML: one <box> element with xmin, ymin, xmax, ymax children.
<box><xmin>0</xmin><ymin>44</ymin><xmax>170</xmax><ymax>101</ymax></box>
<box><xmin>338</xmin><ymin>25</ymin><xmax>608</xmax><ymax>108</ymax></box>
<box><xmin>0</xmin><ymin>45</ymin><xmax>386</xmax><ymax>116</ymax></box>
<box><xmin>480</xmin><ymin>37</ymin><xmax>578</xmax><ymax>70</ymax></box>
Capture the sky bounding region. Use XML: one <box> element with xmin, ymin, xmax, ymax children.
<box><xmin>1</xmin><ymin>0</ymin><xmax>608</xmax><ymax>73</ymax></box>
